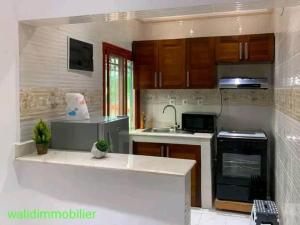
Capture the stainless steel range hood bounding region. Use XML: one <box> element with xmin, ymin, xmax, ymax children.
<box><xmin>218</xmin><ymin>78</ymin><xmax>268</xmax><ymax>89</ymax></box>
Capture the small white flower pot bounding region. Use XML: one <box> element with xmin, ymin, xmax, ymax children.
<box><xmin>91</xmin><ymin>143</ymin><xmax>107</xmax><ymax>159</ymax></box>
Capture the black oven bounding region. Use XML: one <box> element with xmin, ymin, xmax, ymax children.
<box><xmin>182</xmin><ymin>113</ymin><xmax>216</xmax><ymax>133</ymax></box>
<box><xmin>216</xmin><ymin>131</ymin><xmax>267</xmax><ymax>202</ymax></box>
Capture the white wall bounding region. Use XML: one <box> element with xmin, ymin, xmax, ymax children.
<box><xmin>0</xmin><ymin>0</ymin><xmax>21</xmax><ymax>221</ymax></box>
<box><xmin>273</xmin><ymin>6</ymin><xmax>300</xmax><ymax>225</ymax></box>
<box><xmin>0</xmin><ymin>0</ymin><xmax>19</xmax><ymax>185</ymax></box>
<box><xmin>20</xmin><ymin>20</ymin><xmax>143</xmax><ymax>141</ymax></box>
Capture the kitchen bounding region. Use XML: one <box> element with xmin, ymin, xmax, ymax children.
<box><xmin>2</xmin><ymin>1</ymin><xmax>299</xmax><ymax>225</ymax></box>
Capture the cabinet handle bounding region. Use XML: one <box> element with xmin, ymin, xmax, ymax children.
<box><xmin>154</xmin><ymin>72</ymin><xmax>158</xmax><ymax>88</ymax></box>
<box><xmin>245</xmin><ymin>42</ymin><xmax>249</xmax><ymax>60</ymax></box>
<box><xmin>186</xmin><ymin>71</ymin><xmax>190</xmax><ymax>88</ymax></box>
<box><xmin>239</xmin><ymin>42</ymin><xmax>243</xmax><ymax>60</ymax></box>
<box><xmin>160</xmin><ymin>145</ymin><xmax>164</xmax><ymax>157</ymax></box>
<box><xmin>159</xmin><ymin>72</ymin><xmax>162</xmax><ymax>88</ymax></box>
<box><xmin>166</xmin><ymin>145</ymin><xmax>170</xmax><ymax>157</ymax></box>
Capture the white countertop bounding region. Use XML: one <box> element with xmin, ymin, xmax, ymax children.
<box><xmin>130</xmin><ymin>129</ymin><xmax>214</xmax><ymax>139</ymax></box>
<box><xmin>16</xmin><ymin>150</ymin><xmax>196</xmax><ymax>176</ymax></box>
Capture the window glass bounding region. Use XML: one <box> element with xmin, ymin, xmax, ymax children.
<box><xmin>127</xmin><ymin>60</ymin><xmax>135</xmax><ymax>129</ymax></box>
<box><xmin>109</xmin><ymin>55</ymin><xmax>120</xmax><ymax>117</ymax></box>
<box><xmin>104</xmin><ymin>53</ymin><xmax>134</xmax><ymax>129</ymax></box>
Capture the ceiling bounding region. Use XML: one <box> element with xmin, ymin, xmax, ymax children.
<box><xmin>21</xmin><ymin>0</ymin><xmax>300</xmax><ymax>26</ymax></box>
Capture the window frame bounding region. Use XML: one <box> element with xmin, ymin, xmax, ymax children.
<box><xmin>102</xmin><ymin>42</ymin><xmax>132</xmax><ymax>116</ymax></box>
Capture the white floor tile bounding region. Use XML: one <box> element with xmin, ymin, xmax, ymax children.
<box><xmin>191</xmin><ymin>208</ymin><xmax>202</xmax><ymax>225</ymax></box>
<box><xmin>192</xmin><ymin>209</ymin><xmax>251</xmax><ymax>225</ymax></box>
<box><xmin>225</xmin><ymin>215</ymin><xmax>250</xmax><ymax>225</ymax></box>
<box><xmin>199</xmin><ymin>211</ymin><xmax>228</xmax><ymax>225</ymax></box>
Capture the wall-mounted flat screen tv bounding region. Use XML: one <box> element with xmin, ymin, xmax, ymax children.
<box><xmin>68</xmin><ymin>37</ymin><xmax>94</xmax><ymax>72</ymax></box>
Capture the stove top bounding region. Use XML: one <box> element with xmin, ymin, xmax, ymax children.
<box><xmin>217</xmin><ymin>130</ymin><xmax>267</xmax><ymax>140</ymax></box>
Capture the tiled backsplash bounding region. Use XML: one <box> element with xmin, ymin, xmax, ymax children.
<box><xmin>20</xmin><ymin>87</ymin><xmax>101</xmax><ymax>121</ymax></box>
<box><xmin>142</xmin><ymin>89</ymin><xmax>273</xmax><ymax>106</ymax></box>
<box><xmin>141</xmin><ymin>88</ymin><xmax>273</xmax><ymax>129</ymax></box>
<box><xmin>273</xmin><ymin>5</ymin><xmax>300</xmax><ymax>225</ymax></box>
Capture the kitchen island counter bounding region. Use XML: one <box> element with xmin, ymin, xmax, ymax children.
<box><xmin>16</xmin><ymin>149</ymin><xmax>195</xmax><ymax>177</ymax></box>
<box><xmin>14</xmin><ymin>141</ymin><xmax>194</xmax><ymax>225</ymax></box>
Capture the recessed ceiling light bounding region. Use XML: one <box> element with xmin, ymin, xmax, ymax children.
<box><xmin>104</xmin><ymin>12</ymin><xmax>135</xmax><ymax>22</ymax></box>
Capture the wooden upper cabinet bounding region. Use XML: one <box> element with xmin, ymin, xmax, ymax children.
<box><xmin>133</xmin><ymin>41</ymin><xmax>158</xmax><ymax>89</ymax></box>
<box><xmin>186</xmin><ymin>37</ymin><xmax>216</xmax><ymax>88</ymax></box>
<box><xmin>167</xmin><ymin>144</ymin><xmax>201</xmax><ymax>207</ymax></box>
<box><xmin>215</xmin><ymin>33</ymin><xmax>274</xmax><ymax>63</ymax></box>
<box><xmin>158</xmin><ymin>39</ymin><xmax>186</xmax><ymax>88</ymax></box>
<box><xmin>246</xmin><ymin>33</ymin><xmax>274</xmax><ymax>62</ymax></box>
<box><xmin>132</xmin><ymin>33</ymin><xmax>274</xmax><ymax>89</ymax></box>
<box><xmin>215</xmin><ymin>35</ymin><xmax>243</xmax><ymax>63</ymax></box>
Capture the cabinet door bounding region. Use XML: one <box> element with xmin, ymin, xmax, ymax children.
<box><xmin>158</xmin><ymin>39</ymin><xmax>186</xmax><ymax>88</ymax></box>
<box><xmin>186</xmin><ymin>37</ymin><xmax>216</xmax><ymax>88</ymax></box>
<box><xmin>215</xmin><ymin>36</ymin><xmax>243</xmax><ymax>63</ymax></box>
<box><xmin>133</xmin><ymin>41</ymin><xmax>158</xmax><ymax>89</ymax></box>
<box><xmin>133</xmin><ymin>142</ymin><xmax>163</xmax><ymax>157</ymax></box>
<box><xmin>245</xmin><ymin>33</ymin><xmax>274</xmax><ymax>62</ymax></box>
<box><xmin>167</xmin><ymin>144</ymin><xmax>201</xmax><ymax>207</ymax></box>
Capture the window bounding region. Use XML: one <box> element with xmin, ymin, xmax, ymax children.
<box><xmin>103</xmin><ymin>43</ymin><xmax>135</xmax><ymax>129</ymax></box>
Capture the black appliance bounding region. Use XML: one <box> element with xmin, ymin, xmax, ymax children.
<box><xmin>68</xmin><ymin>37</ymin><xmax>94</xmax><ymax>72</ymax></box>
<box><xmin>181</xmin><ymin>112</ymin><xmax>216</xmax><ymax>133</ymax></box>
<box><xmin>216</xmin><ymin>131</ymin><xmax>267</xmax><ymax>202</ymax></box>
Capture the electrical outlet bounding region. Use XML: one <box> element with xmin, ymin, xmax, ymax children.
<box><xmin>169</xmin><ymin>99</ymin><xmax>175</xmax><ymax>105</ymax></box>
<box><xmin>197</xmin><ymin>98</ymin><xmax>203</xmax><ymax>105</ymax></box>
<box><xmin>182</xmin><ymin>99</ymin><xmax>188</xmax><ymax>105</ymax></box>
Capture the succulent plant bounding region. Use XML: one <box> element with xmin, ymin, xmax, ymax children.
<box><xmin>95</xmin><ymin>139</ymin><xmax>110</xmax><ymax>152</ymax></box>
<box><xmin>33</xmin><ymin>120</ymin><xmax>51</xmax><ymax>145</ymax></box>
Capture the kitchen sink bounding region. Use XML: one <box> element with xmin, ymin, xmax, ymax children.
<box><xmin>142</xmin><ymin>128</ymin><xmax>193</xmax><ymax>134</ymax></box>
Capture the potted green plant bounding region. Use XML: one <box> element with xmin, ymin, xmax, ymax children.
<box><xmin>91</xmin><ymin>139</ymin><xmax>110</xmax><ymax>158</ymax></box>
<box><xmin>33</xmin><ymin>120</ymin><xmax>51</xmax><ymax>155</ymax></box>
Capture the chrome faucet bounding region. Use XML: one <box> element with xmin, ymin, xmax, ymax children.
<box><xmin>163</xmin><ymin>104</ymin><xmax>179</xmax><ymax>130</ymax></box>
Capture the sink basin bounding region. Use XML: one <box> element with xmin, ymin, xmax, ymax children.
<box><xmin>142</xmin><ymin>128</ymin><xmax>193</xmax><ymax>134</ymax></box>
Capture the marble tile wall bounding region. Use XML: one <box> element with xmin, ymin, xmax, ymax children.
<box><xmin>19</xmin><ymin>20</ymin><xmax>143</xmax><ymax>141</ymax></box>
<box><xmin>20</xmin><ymin>88</ymin><xmax>101</xmax><ymax>120</ymax></box>
<box><xmin>273</xmin><ymin>5</ymin><xmax>300</xmax><ymax>225</ymax></box>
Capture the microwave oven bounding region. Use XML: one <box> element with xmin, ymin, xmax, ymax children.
<box><xmin>181</xmin><ymin>112</ymin><xmax>216</xmax><ymax>133</ymax></box>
